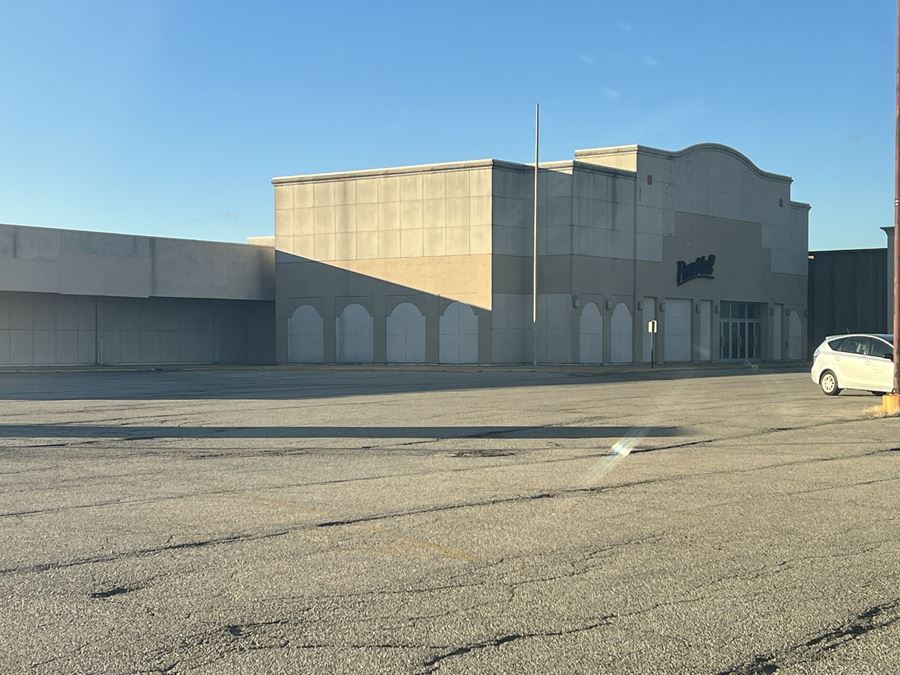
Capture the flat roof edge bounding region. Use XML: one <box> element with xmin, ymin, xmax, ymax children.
<box><xmin>272</xmin><ymin>158</ymin><xmax>527</xmax><ymax>184</ymax></box>
<box><xmin>809</xmin><ymin>247</ymin><xmax>886</xmax><ymax>254</ymax></box>
<box><xmin>574</xmin><ymin>144</ymin><xmax>639</xmax><ymax>157</ymax></box>
<box><xmin>0</xmin><ymin>222</ymin><xmax>263</xmax><ymax>249</ymax></box>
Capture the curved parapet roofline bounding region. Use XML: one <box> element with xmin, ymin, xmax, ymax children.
<box><xmin>641</xmin><ymin>143</ymin><xmax>793</xmax><ymax>183</ymax></box>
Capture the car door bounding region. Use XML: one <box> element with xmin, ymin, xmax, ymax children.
<box><xmin>835</xmin><ymin>337</ymin><xmax>867</xmax><ymax>390</ymax></box>
<box><xmin>862</xmin><ymin>337</ymin><xmax>894</xmax><ymax>392</ymax></box>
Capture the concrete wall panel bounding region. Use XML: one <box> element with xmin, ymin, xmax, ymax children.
<box><xmin>0</xmin><ymin>224</ymin><xmax>274</xmax><ymax>302</ymax></box>
<box><xmin>664</xmin><ymin>299</ymin><xmax>691</xmax><ymax>362</ymax></box>
<box><xmin>288</xmin><ymin>305</ymin><xmax>325</xmax><ymax>363</ymax></box>
<box><xmin>788</xmin><ymin>310</ymin><xmax>803</xmax><ymax>360</ymax></box>
<box><xmin>386</xmin><ymin>302</ymin><xmax>426</xmax><ymax>363</ymax></box>
<box><xmin>337</xmin><ymin>303</ymin><xmax>374</xmax><ymax>363</ymax></box>
<box><xmin>10</xmin><ymin>330</ymin><xmax>33</xmax><ymax>365</ymax></box>
<box><xmin>440</xmin><ymin>302</ymin><xmax>478</xmax><ymax>363</ymax></box>
<box><xmin>56</xmin><ymin>330</ymin><xmax>78</xmax><ymax>364</ymax></box>
<box><xmin>611</xmin><ymin>303</ymin><xmax>632</xmax><ymax>363</ymax></box>
<box><xmin>579</xmin><ymin>302</ymin><xmax>603</xmax><ymax>364</ymax></box>
<box><xmin>0</xmin><ymin>329</ymin><xmax>9</xmax><ymax>363</ymax></box>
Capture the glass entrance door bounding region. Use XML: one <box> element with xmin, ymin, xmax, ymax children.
<box><xmin>719</xmin><ymin>302</ymin><xmax>762</xmax><ymax>360</ymax></box>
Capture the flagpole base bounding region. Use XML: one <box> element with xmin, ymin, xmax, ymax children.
<box><xmin>882</xmin><ymin>394</ymin><xmax>900</xmax><ymax>415</ymax></box>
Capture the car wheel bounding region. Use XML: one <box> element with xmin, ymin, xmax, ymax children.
<box><xmin>820</xmin><ymin>370</ymin><xmax>841</xmax><ymax>396</ymax></box>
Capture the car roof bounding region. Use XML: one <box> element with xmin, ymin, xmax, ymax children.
<box><xmin>824</xmin><ymin>333</ymin><xmax>893</xmax><ymax>342</ymax></box>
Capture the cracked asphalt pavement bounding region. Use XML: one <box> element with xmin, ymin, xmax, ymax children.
<box><xmin>0</xmin><ymin>366</ymin><xmax>897</xmax><ymax>673</ymax></box>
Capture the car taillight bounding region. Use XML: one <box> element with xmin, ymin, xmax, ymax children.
<box><xmin>813</xmin><ymin>348</ymin><xmax>820</xmax><ymax>360</ymax></box>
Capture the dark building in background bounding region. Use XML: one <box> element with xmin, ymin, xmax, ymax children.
<box><xmin>885</xmin><ymin>227</ymin><xmax>895</xmax><ymax>329</ymax></box>
<box><xmin>807</xmin><ymin>248</ymin><xmax>887</xmax><ymax>355</ymax></box>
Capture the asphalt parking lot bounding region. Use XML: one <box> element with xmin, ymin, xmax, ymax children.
<box><xmin>0</xmin><ymin>365</ymin><xmax>898</xmax><ymax>674</ymax></box>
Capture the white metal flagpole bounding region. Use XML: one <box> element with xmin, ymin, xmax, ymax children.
<box><xmin>532</xmin><ymin>102</ymin><xmax>539</xmax><ymax>366</ymax></box>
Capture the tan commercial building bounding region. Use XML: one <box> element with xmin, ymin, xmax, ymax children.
<box><xmin>273</xmin><ymin>143</ymin><xmax>810</xmax><ymax>365</ymax></box>
<box><xmin>0</xmin><ymin>142</ymin><xmax>809</xmax><ymax>368</ymax></box>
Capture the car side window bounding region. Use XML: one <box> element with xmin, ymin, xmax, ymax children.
<box><xmin>838</xmin><ymin>338</ymin><xmax>860</xmax><ymax>354</ymax></box>
<box><xmin>868</xmin><ymin>339</ymin><xmax>892</xmax><ymax>359</ymax></box>
<box><xmin>855</xmin><ymin>338</ymin><xmax>873</xmax><ymax>355</ymax></box>
<box><xmin>828</xmin><ymin>338</ymin><xmax>844</xmax><ymax>351</ymax></box>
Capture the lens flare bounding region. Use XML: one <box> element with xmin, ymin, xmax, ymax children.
<box><xmin>581</xmin><ymin>428</ymin><xmax>645</xmax><ymax>486</ymax></box>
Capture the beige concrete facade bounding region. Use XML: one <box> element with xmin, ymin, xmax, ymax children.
<box><xmin>0</xmin><ymin>224</ymin><xmax>275</xmax><ymax>366</ymax></box>
<box><xmin>273</xmin><ymin>143</ymin><xmax>810</xmax><ymax>364</ymax></box>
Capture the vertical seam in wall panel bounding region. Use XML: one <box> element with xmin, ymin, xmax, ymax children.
<box><xmin>150</xmin><ymin>238</ymin><xmax>157</xmax><ymax>297</ymax></box>
<box><xmin>96</xmin><ymin>297</ymin><xmax>103</xmax><ymax>365</ymax></box>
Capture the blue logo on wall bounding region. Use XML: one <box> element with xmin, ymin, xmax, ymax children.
<box><xmin>676</xmin><ymin>255</ymin><xmax>716</xmax><ymax>286</ymax></box>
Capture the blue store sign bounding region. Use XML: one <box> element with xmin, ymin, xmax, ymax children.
<box><xmin>676</xmin><ymin>255</ymin><xmax>716</xmax><ymax>286</ymax></box>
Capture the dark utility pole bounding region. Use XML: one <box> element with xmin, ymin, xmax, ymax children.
<box><xmin>895</xmin><ymin>0</ymin><xmax>900</xmax><ymax>394</ymax></box>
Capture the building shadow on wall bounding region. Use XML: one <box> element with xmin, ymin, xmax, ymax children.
<box><xmin>275</xmin><ymin>250</ymin><xmax>499</xmax><ymax>366</ymax></box>
<box><xmin>271</xmin><ymin>249</ymin><xmax>668</xmax><ymax>368</ymax></box>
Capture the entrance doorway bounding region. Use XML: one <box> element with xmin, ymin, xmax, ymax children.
<box><xmin>719</xmin><ymin>301</ymin><xmax>762</xmax><ymax>360</ymax></box>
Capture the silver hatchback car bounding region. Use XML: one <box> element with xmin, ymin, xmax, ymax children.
<box><xmin>811</xmin><ymin>333</ymin><xmax>895</xmax><ymax>395</ymax></box>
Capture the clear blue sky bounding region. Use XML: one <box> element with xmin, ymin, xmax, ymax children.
<box><xmin>0</xmin><ymin>0</ymin><xmax>895</xmax><ymax>249</ymax></box>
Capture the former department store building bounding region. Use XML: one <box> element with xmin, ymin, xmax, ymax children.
<box><xmin>272</xmin><ymin>143</ymin><xmax>810</xmax><ymax>365</ymax></box>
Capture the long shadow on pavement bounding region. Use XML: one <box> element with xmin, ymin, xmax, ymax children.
<box><xmin>0</xmin><ymin>424</ymin><xmax>684</xmax><ymax>440</ymax></box>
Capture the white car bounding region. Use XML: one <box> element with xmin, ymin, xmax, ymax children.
<box><xmin>811</xmin><ymin>333</ymin><xmax>895</xmax><ymax>396</ymax></box>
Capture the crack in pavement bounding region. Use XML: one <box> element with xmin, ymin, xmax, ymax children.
<box><xmin>144</xmin><ymin>616</ymin><xmax>447</xmax><ymax>674</ymax></box>
<box><xmin>0</xmin><ymin>529</ymin><xmax>290</xmax><ymax>577</ymax></box>
<box><xmin>716</xmin><ymin>598</ymin><xmax>900</xmax><ymax>674</ymax></box>
<box><xmin>314</xmin><ymin>479</ymin><xmax>674</xmax><ymax>528</ymax></box>
<box><xmin>416</xmin><ymin>615</ymin><xmax>616</xmax><ymax>673</ymax></box>
<box><xmin>89</xmin><ymin>585</ymin><xmax>133</xmax><ymax>599</ymax></box>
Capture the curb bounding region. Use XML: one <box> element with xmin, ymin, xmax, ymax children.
<box><xmin>0</xmin><ymin>362</ymin><xmax>811</xmax><ymax>376</ymax></box>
